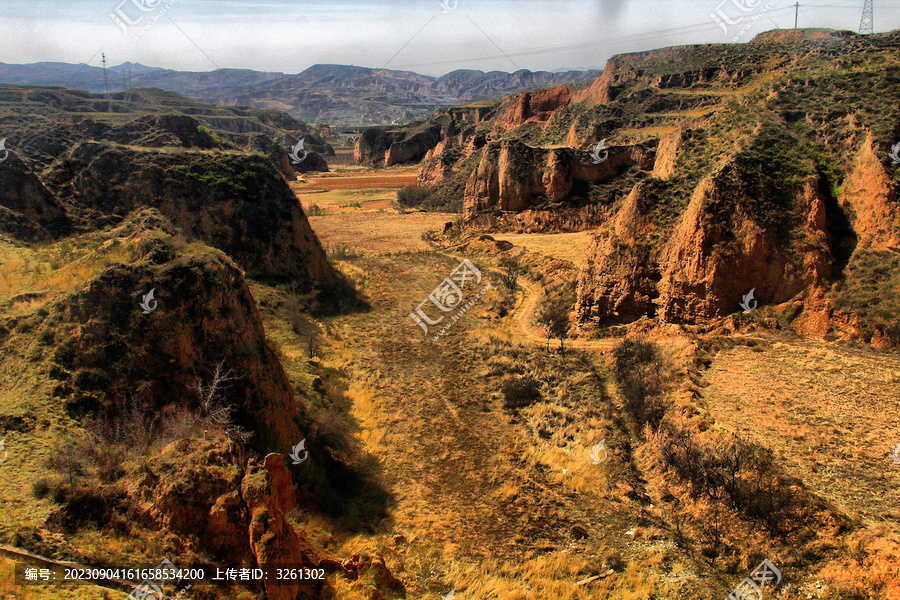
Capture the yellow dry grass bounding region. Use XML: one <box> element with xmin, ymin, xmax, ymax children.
<box><xmin>490</xmin><ymin>231</ymin><xmax>596</xmax><ymax>268</ymax></box>
<box><xmin>308</xmin><ymin>212</ymin><xmax>452</xmax><ymax>255</ymax></box>
<box><xmin>700</xmin><ymin>333</ymin><xmax>900</xmax><ymax>525</ymax></box>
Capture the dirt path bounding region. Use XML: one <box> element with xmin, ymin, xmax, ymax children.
<box><xmin>331</xmin><ymin>254</ymin><xmax>585</xmax><ymax>560</ymax></box>
<box><xmin>509</xmin><ymin>277</ymin><xmax>618</xmax><ymax>353</ymax></box>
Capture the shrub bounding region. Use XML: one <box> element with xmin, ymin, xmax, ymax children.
<box><xmin>496</xmin><ymin>257</ymin><xmax>522</xmax><ymax>292</ymax></box>
<box><xmin>656</xmin><ymin>425</ymin><xmax>803</xmax><ymax>535</ymax></box>
<box><xmin>502</xmin><ymin>376</ymin><xmax>541</xmax><ymax>410</ymax></box>
<box><xmin>396</xmin><ymin>185</ymin><xmax>432</xmax><ymax>209</ymax></box>
<box><xmin>31</xmin><ymin>478</ymin><xmax>51</xmax><ymax>499</ymax></box>
<box><xmin>612</xmin><ymin>337</ymin><xmax>668</xmax><ymax>430</ymax></box>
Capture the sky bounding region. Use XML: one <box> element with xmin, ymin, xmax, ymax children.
<box><xmin>2</xmin><ymin>0</ymin><xmax>900</xmax><ymax>76</ymax></box>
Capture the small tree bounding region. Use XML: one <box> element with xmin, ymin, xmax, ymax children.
<box><xmin>191</xmin><ymin>360</ymin><xmax>253</xmax><ymax>444</ymax></box>
<box><xmin>306</xmin><ymin>331</ymin><xmax>323</xmax><ymax>359</ymax></box>
<box><xmin>536</xmin><ymin>293</ymin><xmax>570</xmax><ymax>353</ymax></box>
<box><xmin>497</xmin><ymin>257</ymin><xmax>522</xmax><ymax>292</ymax></box>
<box><xmin>612</xmin><ymin>337</ymin><xmax>667</xmax><ymax>430</ymax></box>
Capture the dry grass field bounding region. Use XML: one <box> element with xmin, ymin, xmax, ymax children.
<box><xmin>491</xmin><ymin>231</ymin><xmax>596</xmax><ymax>268</ymax></box>
<box><xmin>701</xmin><ymin>334</ymin><xmax>900</xmax><ymax>524</ymax></box>
<box><xmin>289</xmin><ymin>166</ymin><xmax>419</xmax><ymax>213</ymax></box>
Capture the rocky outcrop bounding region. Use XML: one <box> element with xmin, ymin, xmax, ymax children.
<box><xmin>463</xmin><ymin>139</ymin><xmax>656</xmax><ymax>220</ymax></box>
<box><xmin>354</xmin><ymin>124</ymin><xmax>442</xmax><ymax>167</ymax></box>
<box><xmin>839</xmin><ymin>132</ymin><xmax>900</xmax><ymax>249</ymax></box>
<box><xmin>130</xmin><ymin>439</ymin><xmax>320</xmax><ymax>597</ymax></box>
<box><xmin>385</xmin><ymin>126</ymin><xmax>442</xmax><ymax>166</ymax></box>
<box><xmin>655</xmin><ymin>176</ymin><xmax>831</xmax><ymax>322</ymax></box>
<box><xmin>248</xmin><ymin>134</ymin><xmax>329</xmax><ymax>178</ymax></box>
<box><xmin>572</xmin><ymin>57</ymin><xmax>639</xmax><ymax>106</ymax></box>
<box><xmin>47</xmin><ymin>216</ymin><xmax>306</xmax><ymax>451</ymax></box>
<box><xmin>43</xmin><ymin>142</ymin><xmax>334</xmax><ymax>288</ymax></box>
<box><xmin>491</xmin><ymin>85</ymin><xmax>571</xmax><ymax>134</ymax></box>
<box><xmin>0</xmin><ymin>152</ymin><xmax>69</xmax><ymax>240</ymax></box>
<box><xmin>576</xmin><ymin>185</ymin><xmax>661</xmax><ymax>323</ymax></box>
<box><xmin>577</xmin><ymin>171</ymin><xmax>833</xmax><ymax>326</ymax></box>
<box><xmin>652</xmin><ymin>128</ymin><xmax>683</xmax><ymax>179</ymax></box>
<box><xmin>242</xmin><ymin>454</ymin><xmax>314</xmax><ymax>600</ymax></box>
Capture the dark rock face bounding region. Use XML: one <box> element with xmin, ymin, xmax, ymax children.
<box><xmin>354</xmin><ymin>124</ymin><xmax>442</xmax><ymax>167</ymax></box>
<box><xmin>44</xmin><ymin>142</ymin><xmax>334</xmax><ymax>288</ymax></box>
<box><xmin>49</xmin><ymin>236</ymin><xmax>305</xmax><ymax>450</ymax></box>
<box><xmin>0</xmin><ymin>152</ymin><xmax>70</xmax><ymax>240</ymax></box>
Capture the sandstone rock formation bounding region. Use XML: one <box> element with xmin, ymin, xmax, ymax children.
<box><xmin>577</xmin><ymin>170</ymin><xmax>835</xmax><ymax>326</ymax></box>
<box><xmin>839</xmin><ymin>132</ymin><xmax>899</xmax><ymax>249</ymax></box>
<box><xmin>242</xmin><ymin>454</ymin><xmax>313</xmax><ymax>600</ymax></box>
<box><xmin>462</xmin><ymin>139</ymin><xmax>655</xmax><ymax>221</ymax></box>
<box><xmin>358</xmin><ymin>106</ymin><xmax>494</xmax><ymax>169</ymax></box>
<box><xmin>490</xmin><ymin>85</ymin><xmax>571</xmax><ymax>134</ymax></box>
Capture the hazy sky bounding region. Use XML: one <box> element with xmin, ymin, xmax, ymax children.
<box><xmin>3</xmin><ymin>1</ymin><xmax>899</xmax><ymax>76</ymax></box>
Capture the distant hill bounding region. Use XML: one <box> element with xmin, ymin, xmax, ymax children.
<box><xmin>0</xmin><ymin>62</ymin><xmax>601</xmax><ymax>125</ymax></box>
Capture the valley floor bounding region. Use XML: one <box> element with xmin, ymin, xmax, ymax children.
<box><xmin>304</xmin><ymin>202</ymin><xmax>900</xmax><ymax>598</ymax></box>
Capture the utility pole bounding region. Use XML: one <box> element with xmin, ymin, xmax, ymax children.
<box><xmin>102</xmin><ymin>53</ymin><xmax>110</xmax><ymax>97</ymax></box>
<box><xmin>123</xmin><ymin>67</ymin><xmax>127</xmax><ymax>92</ymax></box>
<box><xmin>794</xmin><ymin>2</ymin><xmax>799</xmax><ymax>28</ymax></box>
<box><xmin>859</xmin><ymin>0</ymin><xmax>874</xmax><ymax>34</ymax></box>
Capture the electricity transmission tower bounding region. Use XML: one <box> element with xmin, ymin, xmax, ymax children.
<box><xmin>859</xmin><ymin>0</ymin><xmax>874</xmax><ymax>34</ymax></box>
<box><xmin>102</xmin><ymin>53</ymin><xmax>110</xmax><ymax>97</ymax></box>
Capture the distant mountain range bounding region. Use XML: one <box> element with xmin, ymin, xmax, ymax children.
<box><xmin>0</xmin><ymin>62</ymin><xmax>602</xmax><ymax>125</ymax></box>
